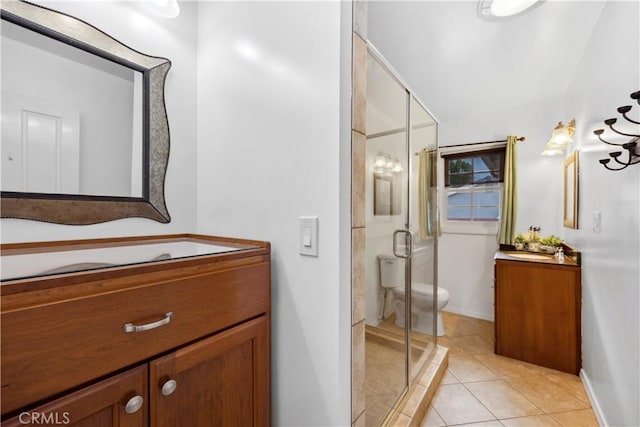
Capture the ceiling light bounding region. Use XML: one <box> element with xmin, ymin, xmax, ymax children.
<box><xmin>478</xmin><ymin>0</ymin><xmax>544</xmax><ymax>20</ymax></box>
<box><xmin>147</xmin><ymin>0</ymin><xmax>180</xmax><ymax>18</ymax></box>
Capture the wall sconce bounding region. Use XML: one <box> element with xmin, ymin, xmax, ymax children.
<box><xmin>373</xmin><ymin>153</ymin><xmax>403</xmax><ymax>175</ymax></box>
<box><xmin>594</xmin><ymin>90</ymin><xmax>640</xmax><ymax>171</ymax></box>
<box><xmin>541</xmin><ymin>119</ymin><xmax>575</xmax><ymax>156</ymax></box>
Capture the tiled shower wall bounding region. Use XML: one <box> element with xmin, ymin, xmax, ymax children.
<box><xmin>351</xmin><ymin>1</ymin><xmax>367</xmax><ymax>425</ymax></box>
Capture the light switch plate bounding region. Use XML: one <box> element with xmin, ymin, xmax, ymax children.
<box><xmin>593</xmin><ymin>211</ymin><xmax>601</xmax><ymax>233</ymax></box>
<box><xmin>299</xmin><ymin>216</ymin><xmax>319</xmax><ymax>256</ymax></box>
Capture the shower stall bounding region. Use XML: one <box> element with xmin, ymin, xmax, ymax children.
<box><xmin>364</xmin><ymin>46</ymin><xmax>439</xmax><ymax>426</ymax></box>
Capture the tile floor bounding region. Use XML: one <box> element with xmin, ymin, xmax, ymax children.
<box><xmin>366</xmin><ymin>318</ymin><xmax>436</xmax><ymax>426</ymax></box>
<box><xmin>420</xmin><ymin>312</ymin><xmax>599</xmax><ymax>427</ymax></box>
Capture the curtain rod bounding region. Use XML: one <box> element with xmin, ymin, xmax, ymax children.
<box><xmin>414</xmin><ymin>136</ymin><xmax>525</xmax><ymax>156</ymax></box>
<box><xmin>441</xmin><ymin>136</ymin><xmax>525</xmax><ymax>149</ymax></box>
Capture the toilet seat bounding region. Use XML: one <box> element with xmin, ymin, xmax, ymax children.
<box><xmin>393</xmin><ymin>282</ymin><xmax>448</xmax><ymax>298</ymax></box>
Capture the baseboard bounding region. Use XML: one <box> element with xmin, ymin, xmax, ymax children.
<box><xmin>580</xmin><ymin>369</ymin><xmax>607</xmax><ymax>427</ymax></box>
<box><xmin>443</xmin><ymin>306</ymin><xmax>494</xmax><ymax>322</ymax></box>
<box><xmin>365</xmin><ymin>318</ymin><xmax>381</xmax><ymax>327</ymax></box>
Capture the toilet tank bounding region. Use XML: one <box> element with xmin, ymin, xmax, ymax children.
<box><xmin>378</xmin><ymin>255</ymin><xmax>402</xmax><ymax>288</ymax></box>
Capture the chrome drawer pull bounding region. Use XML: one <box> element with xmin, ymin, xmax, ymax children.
<box><xmin>125</xmin><ymin>395</ymin><xmax>144</xmax><ymax>414</ymax></box>
<box><xmin>161</xmin><ymin>379</ymin><xmax>178</xmax><ymax>396</ymax></box>
<box><xmin>124</xmin><ymin>312</ymin><xmax>173</xmax><ymax>333</ymax></box>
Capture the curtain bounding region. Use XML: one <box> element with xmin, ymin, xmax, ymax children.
<box><xmin>498</xmin><ymin>135</ymin><xmax>518</xmax><ymax>245</ymax></box>
<box><xmin>418</xmin><ymin>149</ymin><xmax>439</xmax><ymax>239</ymax></box>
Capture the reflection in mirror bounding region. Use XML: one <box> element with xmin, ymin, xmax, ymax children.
<box><xmin>365</xmin><ymin>50</ymin><xmax>409</xmax><ymax>427</ymax></box>
<box><xmin>563</xmin><ymin>150</ymin><xmax>579</xmax><ymax>229</ymax></box>
<box><xmin>408</xmin><ymin>95</ymin><xmax>438</xmax><ymax>383</ymax></box>
<box><xmin>0</xmin><ymin>0</ymin><xmax>171</xmax><ymax>224</ymax></box>
<box><xmin>2</xmin><ymin>20</ymin><xmax>143</xmax><ymax>197</ymax></box>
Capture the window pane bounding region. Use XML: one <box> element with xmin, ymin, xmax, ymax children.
<box><xmin>448</xmin><ymin>192</ymin><xmax>471</xmax><ymax>206</ymax></box>
<box><xmin>450</xmin><ymin>173</ymin><xmax>473</xmax><ymax>185</ymax></box>
<box><xmin>472</xmin><ymin>171</ymin><xmax>499</xmax><ymax>184</ymax></box>
<box><xmin>448</xmin><ymin>158</ymin><xmax>472</xmax><ymax>173</ymax></box>
<box><xmin>473</xmin><ymin>206</ymin><xmax>499</xmax><ymax>220</ymax></box>
<box><xmin>473</xmin><ymin>157</ymin><xmax>490</xmax><ymax>171</ymax></box>
<box><xmin>448</xmin><ymin>207</ymin><xmax>471</xmax><ymax>220</ymax></box>
<box><xmin>472</xmin><ymin>190</ymin><xmax>500</xmax><ymax>206</ymax></box>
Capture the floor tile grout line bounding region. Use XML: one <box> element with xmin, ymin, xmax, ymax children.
<box><xmin>463</xmin><ymin>377</ymin><xmax>547</xmax><ymax>420</ymax></box>
<box><xmin>458</xmin><ymin>379</ymin><xmax>502</xmax><ymax>423</ymax></box>
<box><xmin>431</xmin><ymin>313</ymin><xmax>596</xmax><ymax>427</ymax></box>
<box><xmin>465</xmin><ymin>355</ymin><xmax>548</xmax><ymax>416</ymax></box>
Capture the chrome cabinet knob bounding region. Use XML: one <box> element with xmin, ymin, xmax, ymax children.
<box><xmin>125</xmin><ymin>395</ymin><xmax>144</xmax><ymax>414</ymax></box>
<box><xmin>161</xmin><ymin>379</ymin><xmax>178</xmax><ymax>396</ymax></box>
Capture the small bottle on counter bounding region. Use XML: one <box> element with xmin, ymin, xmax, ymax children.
<box><xmin>556</xmin><ymin>247</ymin><xmax>565</xmax><ymax>262</ymax></box>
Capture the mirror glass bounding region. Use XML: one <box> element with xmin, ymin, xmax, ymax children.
<box><xmin>0</xmin><ymin>1</ymin><xmax>171</xmax><ymax>224</ymax></box>
<box><xmin>2</xmin><ymin>20</ymin><xmax>144</xmax><ymax>197</ymax></box>
<box><xmin>563</xmin><ymin>150</ymin><xmax>579</xmax><ymax>229</ymax></box>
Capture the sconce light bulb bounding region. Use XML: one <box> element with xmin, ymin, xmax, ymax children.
<box><xmin>374</xmin><ymin>155</ymin><xmax>386</xmax><ymax>167</ymax></box>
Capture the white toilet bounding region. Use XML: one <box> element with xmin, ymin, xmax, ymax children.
<box><xmin>378</xmin><ymin>254</ymin><xmax>450</xmax><ymax>336</ymax></box>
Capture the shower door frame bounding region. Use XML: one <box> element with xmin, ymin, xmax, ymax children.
<box><xmin>367</xmin><ymin>43</ymin><xmax>440</xmax><ymax>422</ymax></box>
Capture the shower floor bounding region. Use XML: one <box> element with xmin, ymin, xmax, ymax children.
<box><xmin>365</xmin><ymin>314</ymin><xmax>436</xmax><ymax>427</ymax></box>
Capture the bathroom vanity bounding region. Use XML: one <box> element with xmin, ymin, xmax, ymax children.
<box><xmin>494</xmin><ymin>250</ymin><xmax>581</xmax><ymax>375</ymax></box>
<box><xmin>0</xmin><ymin>234</ymin><xmax>271</xmax><ymax>426</ymax></box>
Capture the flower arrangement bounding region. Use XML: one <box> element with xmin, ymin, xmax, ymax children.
<box><xmin>540</xmin><ymin>235</ymin><xmax>563</xmax><ymax>253</ymax></box>
<box><xmin>540</xmin><ymin>235</ymin><xmax>563</xmax><ymax>247</ymax></box>
<box><xmin>513</xmin><ymin>233</ymin><xmax>526</xmax><ymax>250</ymax></box>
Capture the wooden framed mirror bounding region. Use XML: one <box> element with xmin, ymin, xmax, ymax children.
<box><xmin>0</xmin><ymin>0</ymin><xmax>171</xmax><ymax>224</ymax></box>
<box><xmin>563</xmin><ymin>150</ymin><xmax>579</xmax><ymax>229</ymax></box>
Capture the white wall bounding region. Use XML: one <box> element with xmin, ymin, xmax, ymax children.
<box><xmin>437</xmin><ymin>96</ymin><xmax>565</xmax><ymax>320</ymax></box>
<box><xmin>0</xmin><ymin>1</ymin><xmax>199</xmax><ymax>242</ymax></box>
<box><xmin>563</xmin><ymin>2</ymin><xmax>640</xmax><ymax>425</ymax></box>
<box><xmin>195</xmin><ymin>2</ymin><xmax>351</xmax><ymax>426</ymax></box>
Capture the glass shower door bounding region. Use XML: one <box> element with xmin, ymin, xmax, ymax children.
<box><xmin>408</xmin><ymin>95</ymin><xmax>438</xmax><ymax>381</ymax></box>
<box><xmin>365</xmin><ymin>51</ymin><xmax>410</xmax><ymax>427</ymax></box>
<box><xmin>364</xmin><ymin>48</ymin><xmax>439</xmax><ymax>427</ymax></box>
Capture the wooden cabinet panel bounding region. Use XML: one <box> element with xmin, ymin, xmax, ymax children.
<box><xmin>1</xmin><ymin>365</ymin><xmax>147</xmax><ymax>427</ymax></box>
<box><xmin>150</xmin><ymin>316</ymin><xmax>270</xmax><ymax>427</ymax></box>
<box><xmin>1</xmin><ymin>263</ymin><xmax>270</xmax><ymax>415</ymax></box>
<box><xmin>1</xmin><ymin>234</ymin><xmax>271</xmax><ymax>425</ymax></box>
<box><xmin>495</xmin><ymin>260</ymin><xmax>581</xmax><ymax>374</ymax></box>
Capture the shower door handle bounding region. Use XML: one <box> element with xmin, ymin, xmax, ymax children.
<box><xmin>393</xmin><ymin>229</ymin><xmax>414</xmax><ymax>259</ymax></box>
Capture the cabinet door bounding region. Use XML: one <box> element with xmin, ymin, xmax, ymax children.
<box><xmin>1</xmin><ymin>365</ymin><xmax>147</xmax><ymax>427</ymax></box>
<box><xmin>495</xmin><ymin>261</ymin><xmax>580</xmax><ymax>374</ymax></box>
<box><xmin>150</xmin><ymin>315</ymin><xmax>270</xmax><ymax>427</ymax></box>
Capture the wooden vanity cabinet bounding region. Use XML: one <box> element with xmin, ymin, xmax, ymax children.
<box><xmin>150</xmin><ymin>316</ymin><xmax>269</xmax><ymax>426</ymax></box>
<box><xmin>0</xmin><ymin>234</ymin><xmax>271</xmax><ymax>426</ymax></box>
<box><xmin>1</xmin><ymin>365</ymin><xmax>148</xmax><ymax>427</ymax></box>
<box><xmin>494</xmin><ymin>258</ymin><xmax>581</xmax><ymax>375</ymax></box>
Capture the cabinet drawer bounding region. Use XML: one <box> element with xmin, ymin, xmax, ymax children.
<box><xmin>1</xmin><ymin>262</ymin><xmax>270</xmax><ymax>415</ymax></box>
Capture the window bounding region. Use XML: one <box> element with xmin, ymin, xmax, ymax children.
<box><xmin>443</xmin><ymin>148</ymin><xmax>505</xmax><ymax>223</ymax></box>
